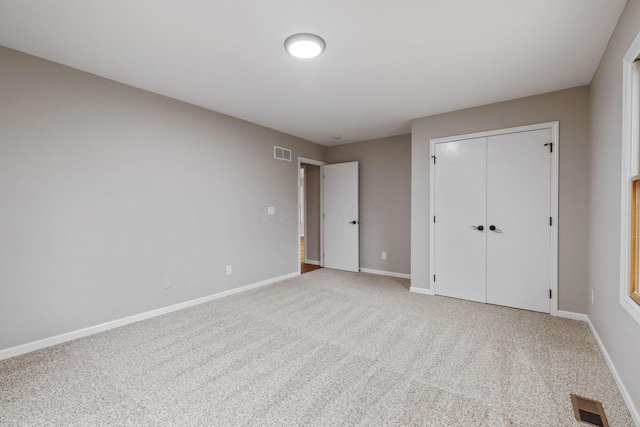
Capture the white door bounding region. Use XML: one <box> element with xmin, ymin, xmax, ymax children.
<box><xmin>432</xmin><ymin>126</ymin><xmax>554</xmax><ymax>314</ymax></box>
<box><xmin>486</xmin><ymin>129</ymin><xmax>551</xmax><ymax>313</ymax></box>
<box><xmin>434</xmin><ymin>137</ymin><xmax>487</xmax><ymax>303</ymax></box>
<box><xmin>323</xmin><ymin>162</ymin><xmax>359</xmax><ymax>272</ymax></box>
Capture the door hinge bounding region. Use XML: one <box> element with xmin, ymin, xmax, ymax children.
<box><xmin>431</xmin><ymin>155</ymin><xmax>436</xmax><ymax>164</ymax></box>
<box><xmin>323</xmin><ymin>213</ymin><xmax>325</xmax><ymax>219</ymax></box>
<box><xmin>550</xmin><ymin>217</ymin><xmax>553</xmax><ymax>226</ymax></box>
<box><xmin>433</xmin><ymin>274</ymin><xmax>436</xmax><ymax>282</ymax></box>
<box><xmin>549</xmin><ymin>289</ymin><xmax>552</xmax><ymax>299</ymax></box>
<box><xmin>544</xmin><ymin>142</ymin><xmax>553</xmax><ymax>153</ymax></box>
<box><xmin>433</xmin><ymin>216</ymin><xmax>436</xmax><ymax>223</ymax></box>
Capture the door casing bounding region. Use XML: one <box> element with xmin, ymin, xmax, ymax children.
<box><xmin>297</xmin><ymin>157</ymin><xmax>326</xmax><ymax>275</ymax></box>
<box><xmin>429</xmin><ymin>122</ymin><xmax>559</xmax><ymax>315</ymax></box>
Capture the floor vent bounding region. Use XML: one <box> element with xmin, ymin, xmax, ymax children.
<box><xmin>571</xmin><ymin>394</ymin><xmax>609</xmax><ymax>427</ymax></box>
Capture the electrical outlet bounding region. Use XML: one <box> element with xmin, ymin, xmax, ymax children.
<box><xmin>226</xmin><ymin>265</ymin><xmax>232</xmax><ymax>275</ymax></box>
<box><xmin>164</xmin><ymin>276</ymin><xmax>172</xmax><ymax>289</ymax></box>
<box><xmin>591</xmin><ymin>289</ymin><xmax>594</xmax><ymax>305</ymax></box>
<box><xmin>381</xmin><ymin>252</ymin><xmax>386</xmax><ymax>260</ymax></box>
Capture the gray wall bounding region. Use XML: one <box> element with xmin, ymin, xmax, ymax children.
<box><xmin>411</xmin><ymin>86</ymin><xmax>590</xmax><ymax>313</ymax></box>
<box><xmin>304</xmin><ymin>164</ymin><xmax>321</xmax><ymax>263</ymax></box>
<box><xmin>588</xmin><ymin>0</ymin><xmax>640</xmax><ymax>416</ymax></box>
<box><xmin>0</xmin><ymin>46</ymin><xmax>326</xmax><ymax>351</ymax></box>
<box><xmin>327</xmin><ymin>135</ymin><xmax>411</xmax><ymax>275</ymax></box>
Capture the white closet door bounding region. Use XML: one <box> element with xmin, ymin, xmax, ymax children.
<box><xmin>486</xmin><ymin>129</ymin><xmax>552</xmax><ymax>313</ymax></box>
<box><xmin>434</xmin><ymin>137</ymin><xmax>487</xmax><ymax>303</ymax></box>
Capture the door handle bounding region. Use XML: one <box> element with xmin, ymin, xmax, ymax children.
<box><xmin>471</xmin><ymin>225</ymin><xmax>484</xmax><ymax>231</ymax></box>
<box><xmin>349</xmin><ymin>220</ymin><xmax>358</xmax><ymax>224</ymax></box>
<box><xmin>489</xmin><ymin>225</ymin><xmax>503</xmax><ymax>233</ymax></box>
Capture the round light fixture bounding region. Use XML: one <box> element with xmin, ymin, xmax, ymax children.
<box><xmin>284</xmin><ymin>33</ymin><xmax>326</xmax><ymax>59</ymax></box>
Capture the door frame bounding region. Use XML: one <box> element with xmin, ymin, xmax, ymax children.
<box><xmin>429</xmin><ymin>121</ymin><xmax>559</xmax><ymax>315</ymax></box>
<box><xmin>299</xmin><ymin>166</ymin><xmax>305</xmax><ymax>243</ymax></box>
<box><xmin>298</xmin><ymin>157</ymin><xmax>326</xmax><ymax>275</ymax></box>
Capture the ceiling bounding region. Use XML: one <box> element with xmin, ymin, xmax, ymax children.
<box><xmin>0</xmin><ymin>0</ymin><xmax>628</xmax><ymax>146</ymax></box>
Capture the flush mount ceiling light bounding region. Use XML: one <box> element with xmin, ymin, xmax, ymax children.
<box><xmin>284</xmin><ymin>33</ymin><xmax>326</xmax><ymax>59</ymax></box>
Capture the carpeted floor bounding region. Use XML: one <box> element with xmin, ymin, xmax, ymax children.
<box><xmin>0</xmin><ymin>269</ymin><xmax>634</xmax><ymax>426</ymax></box>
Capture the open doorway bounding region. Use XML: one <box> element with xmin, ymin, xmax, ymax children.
<box><xmin>298</xmin><ymin>157</ymin><xmax>325</xmax><ymax>274</ymax></box>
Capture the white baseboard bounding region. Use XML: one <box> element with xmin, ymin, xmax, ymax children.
<box><xmin>304</xmin><ymin>259</ymin><xmax>321</xmax><ymax>266</ymax></box>
<box><xmin>0</xmin><ymin>271</ymin><xmax>299</xmax><ymax>361</ymax></box>
<box><xmin>410</xmin><ymin>286</ymin><xmax>435</xmax><ymax>296</ymax></box>
<box><xmin>557</xmin><ymin>308</ymin><xmax>639</xmax><ymax>424</ymax></box>
<box><xmin>360</xmin><ymin>268</ymin><xmax>411</xmax><ymax>279</ymax></box>
<box><xmin>586</xmin><ymin>316</ymin><xmax>640</xmax><ymax>426</ymax></box>
<box><xmin>556</xmin><ymin>310</ymin><xmax>589</xmax><ymax>322</ymax></box>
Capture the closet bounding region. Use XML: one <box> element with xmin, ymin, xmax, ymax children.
<box><xmin>430</xmin><ymin>122</ymin><xmax>558</xmax><ymax>314</ymax></box>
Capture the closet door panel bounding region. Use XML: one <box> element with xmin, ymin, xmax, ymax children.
<box><xmin>486</xmin><ymin>129</ymin><xmax>552</xmax><ymax>313</ymax></box>
<box><xmin>434</xmin><ymin>137</ymin><xmax>487</xmax><ymax>303</ymax></box>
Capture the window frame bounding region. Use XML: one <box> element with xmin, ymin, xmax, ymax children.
<box><xmin>630</xmin><ymin>175</ymin><xmax>640</xmax><ymax>306</ymax></box>
<box><xmin>620</xmin><ymin>31</ymin><xmax>640</xmax><ymax>324</ymax></box>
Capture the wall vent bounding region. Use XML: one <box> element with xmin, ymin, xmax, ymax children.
<box><xmin>274</xmin><ymin>146</ymin><xmax>291</xmax><ymax>161</ymax></box>
<box><xmin>570</xmin><ymin>394</ymin><xmax>609</xmax><ymax>427</ymax></box>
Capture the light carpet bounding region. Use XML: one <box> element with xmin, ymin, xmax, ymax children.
<box><xmin>0</xmin><ymin>269</ymin><xmax>634</xmax><ymax>426</ymax></box>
